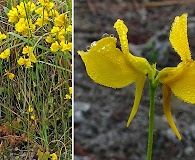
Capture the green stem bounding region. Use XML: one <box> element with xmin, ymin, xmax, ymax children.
<box><xmin>147</xmin><ymin>80</ymin><xmax>157</xmax><ymax>160</ymax></box>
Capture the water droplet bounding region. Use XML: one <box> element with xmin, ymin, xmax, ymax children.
<box><xmin>110</xmin><ymin>34</ymin><xmax>114</xmax><ymax>37</ymax></box>
<box><xmin>86</xmin><ymin>46</ymin><xmax>91</xmax><ymax>51</ymax></box>
<box><xmin>102</xmin><ymin>33</ymin><xmax>109</xmax><ymax>38</ymax></box>
<box><xmin>91</xmin><ymin>41</ymin><xmax>97</xmax><ymax>47</ymax></box>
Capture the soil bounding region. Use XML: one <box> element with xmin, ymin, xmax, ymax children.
<box><xmin>74</xmin><ymin>1</ymin><xmax>195</xmax><ymax>160</ymax></box>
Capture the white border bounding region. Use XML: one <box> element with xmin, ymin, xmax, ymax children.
<box><xmin>71</xmin><ymin>0</ymin><xmax>74</xmax><ymax>159</ymax></box>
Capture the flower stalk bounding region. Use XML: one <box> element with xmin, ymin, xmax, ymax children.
<box><xmin>147</xmin><ymin>79</ymin><xmax>158</xmax><ymax>160</ymax></box>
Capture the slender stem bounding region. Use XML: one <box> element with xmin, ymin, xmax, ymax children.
<box><xmin>147</xmin><ymin>80</ymin><xmax>157</xmax><ymax>160</ymax></box>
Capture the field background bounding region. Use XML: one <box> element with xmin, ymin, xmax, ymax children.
<box><xmin>74</xmin><ymin>0</ymin><xmax>195</xmax><ymax>160</ymax></box>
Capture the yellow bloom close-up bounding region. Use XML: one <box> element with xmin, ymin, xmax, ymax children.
<box><xmin>0</xmin><ymin>31</ymin><xmax>7</xmax><ymax>41</ymax></box>
<box><xmin>54</xmin><ymin>13</ymin><xmax>67</xmax><ymax>27</ymax></box>
<box><xmin>17</xmin><ymin>57</ymin><xmax>33</xmax><ymax>68</ymax></box>
<box><xmin>7</xmin><ymin>7</ymin><xmax>19</xmax><ymax>23</ymax></box>
<box><xmin>0</xmin><ymin>48</ymin><xmax>10</xmax><ymax>59</ymax></box>
<box><xmin>78</xmin><ymin>19</ymin><xmax>153</xmax><ymax>127</ymax></box>
<box><xmin>79</xmin><ymin>13</ymin><xmax>195</xmax><ymax>142</ymax></box>
<box><xmin>5</xmin><ymin>70</ymin><xmax>15</xmax><ymax>80</ymax></box>
<box><xmin>50</xmin><ymin>153</ymin><xmax>58</xmax><ymax>160</ymax></box>
<box><xmin>158</xmin><ymin>13</ymin><xmax>195</xmax><ymax>140</ymax></box>
<box><xmin>51</xmin><ymin>41</ymin><xmax>61</xmax><ymax>52</ymax></box>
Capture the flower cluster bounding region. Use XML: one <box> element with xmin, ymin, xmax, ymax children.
<box><xmin>78</xmin><ymin>13</ymin><xmax>195</xmax><ymax>140</ymax></box>
<box><xmin>27</xmin><ymin>105</ymin><xmax>36</xmax><ymax>120</ymax></box>
<box><xmin>17</xmin><ymin>46</ymin><xmax>37</xmax><ymax>68</ymax></box>
<box><xmin>65</xmin><ymin>87</ymin><xmax>72</xmax><ymax>100</ymax></box>
<box><xmin>46</xmin><ymin>13</ymin><xmax>72</xmax><ymax>53</ymax></box>
<box><xmin>35</xmin><ymin>0</ymin><xmax>59</xmax><ymax>26</ymax></box>
<box><xmin>8</xmin><ymin>2</ymin><xmax>36</xmax><ymax>36</ymax></box>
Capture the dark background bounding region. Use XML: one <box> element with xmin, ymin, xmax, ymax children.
<box><xmin>74</xmin><ymin>0</ymin><xmax>195</xmax><ymax>159</ymax></box>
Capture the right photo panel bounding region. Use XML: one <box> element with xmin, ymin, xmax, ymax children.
<box><xmin>74</xmin><ymin>1</ymin><xmax>195</xmax><ymax>160</ymax></box>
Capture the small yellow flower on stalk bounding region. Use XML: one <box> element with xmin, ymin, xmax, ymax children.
<box><xmin>61</xmin><ymin>41</ymin><xmax>72</xmax><ymax>52</ymax></box>
<box><xmin>65</xmin><ymin>94</ymin><xmax>71</xmax><ymax>100</ymax></box>
<box><xmin>29</xmin><ymin>54</ymin><xmax>37</xmax><ymax>63</ymax></box>
<box><xmin>27</xmin><ymin>105</ymin><xmax>34</xmax><ymax>113</ymax></box>
<box><xmin>46</xmin><ymin>36</ymin><xmax>54</xmax><ymax>43</ymax></box>
<box><xmin>5</xmin><ymin>70</ymin><xmax>15</xmax><ymax>80</ymax></box>
<box><xmin>66</xmin><ymin>25</ymin><xmax>72</xmax><ymax>33</ymax></box>
<box><xmin>69</xmin><ymin>87</ymin><xmax>72</xmax><ymax>95</ymax></box>
<box><xmin>17</xmin><ymin>57</ymin><xmax>26</xmax><ymax>65</ymax></box>
<box><xmin>22</xmin><ymin>46</ymin><xmax>33</xmax><ymax>55</ymax></box>
<box><xmin>7</xmin><ymin>7</ymin><xmax>19</xmax><ymax>23</ymax></box>
<box><xmin>0</xmin><ymin>48</ymin><xmax>10</xmax><ymax>59</ymax></box>
<box><xmin>36</xmin><ymin>16</ymin><xmax>49</xmax><ymax>26</ymax></box>
<box><xmin>54</xmin><ymin>13</ymin><xmax>67</xmax><ymax>27</ymax></box>
<box><xmin>48</xmin><ymin>9</ymin><xmax>59</xmax><ymax>17</ymax></box>
<box><xmin>51</xmin><ymin>26</ymin><xmax>60</xmax><ymax>34</ymax></box>
<box><xmin>17</xmin><ymin>2</ymin><xmax>36</xmax><ymax>17</ymax></box>
<box><xmin>17</xmin><ymin>57</ymin><xmax>33</xmax><ymax>68</ymax></box>
<box><xmin>0</xmin><ymin>32</ymin><xmax>7</xmax><ymax>41</ymax></box>
<box><xmin>51</xmin><ymin>41</ymin><xmax>60</xmax><ymax>52</ymax></box>
<box><xmin>30</xmin><ymin>115</ymin><xmax>35</xmax><ymax>120</ymax></box>
<box><xmin>38</xmin><ymin>0</ymin><xmax>54</xmax><ymax>11</ymax></box>
<box><xmin>35</xmin><ymin>7</ymin><xmax>44</xmax><ymax>15</ymax></box>
<box><xmin>15</xmin><ymin>18</ymin><xmax>35</xmax><ymax>35</ymax></box>
<box><xmin>78</xmin><ymin>19</ymin><xmax>153</xmax><ymax>126</ymax></box>
<box><xmin>50</xmin><ymin>153</ymin><xmax>58</xmax><ymax>160</ymax></box>
<box><xmin>158</xmin><ymin>13</ymin><xmax>195</xmax><ymax>140</ymax></box>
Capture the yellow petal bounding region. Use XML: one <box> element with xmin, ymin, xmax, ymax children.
<box><xmin>114</xmin><ymin>19</ymin><xmax>129</xmax><ymax>55</ymax></box>
<box><xmin>166</xmin><ymin>61</ymin><xmax>195</xmax><ymax>104</ymax></box>
<box><xmin>18</xmin><ymin>57</ymin><xmax>26</xmax><ymax>65</ymax></box>
<box><xmin>162</xmin><ymin>84</ymin><xmax>181</xmax><ymax>140</ymax></box>
<box><xmin>78</xmin><ymin>37</ymin><xmax>137</xmax><ymax>88</ymax></box>
<box><xmin>169</xmin><ymin>13</ymin><xmax>191</xmax><ymax>61</ymax></box>
<box><xmin>114</xmin><ymin>19</ymin><xmax>152</xmax><ymax>75</ymax></box>
<box><xmin>158</xmin><ymin>62</ymin><xmax>184</xmax><ymax>84</ymax></box>
<box><xmin>126</xmin><ymin>76</ymin><xmax>146</xmax><ymax>126</ymax></box>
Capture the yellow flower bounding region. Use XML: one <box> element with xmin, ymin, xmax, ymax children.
<box><xmin>48</xmin><ymin>9</ymin><xmax>59</xmax><ymax>17</ymax></box>
<box><xmin>158</xmin><ymin>13</ymin><xmax>195</xmax><ymax>140</ymax></box>
<box><xmin>51</xmin><ymin>26</ymin><xmax>60</xmax><ymax>34</ymax></box>
<box><xmin>36</xmin><ymin>17</ymin><xmax>49</xmax><ymax>26</ymax></box>
<box><xmin>27</xmin><ymin>105</ymin><xmax>34</xmax><ymax>113</ymax></box>
<box><xmin>0</xmin><ymin>31</ymin><xmax>7</xmax><ymax>41</ymax></box>
<box><xmin>66</xmin><ymin>25</ymin><xmax>72</xmax><ymax>33</ymax></box>
<box><xmin>0</xmin><ymin>48</ymin><xmax>10</xmax><ymax>59</ymax></box>
<box><xmin>17</xmin><ymin>2</ymin><xmax>36</xmax><ymax>17</ymax></box>
<box><xmin>7</xmin><ymin>7</ymin><xmax>19</xmax><ymax>23</ymax></box>
<box><xmin>61</xmin><ymin>42</ymin><xmax>72</xmax><ymax>52</ymax></box>
<box><xmin>65</xmin><ymin>94</ymin><xmax>71</xmax><ymax>100</ymax></box>
<box><xmin>29</xmin><ymin>54</ymin><xmax>37</xmax><ymax>63</ymax></box>
<box><xmin>51</xmin><ymin>41</ymin><xmax>60</xmax><ymax>52</ymax></box>
<box><xmin>5</xmin><ymin>70</ymin><xmax>15</xmax><ymax>80</ymax></box>
<box><xmin>30</xmin><ymin>115</ymin><xmax>35</xmax><ymax>120</ymax></box>
<box><xmin>78</xmin><ymin>19</ymin><xmax>152</xmax><ymax>127</ymax></box>
<box><xmin>35</xmin><ymin>7</ymin><xmax>44</xmax><ymax>15</ymax></box>
<box><xmin>46</xmin><ymin>36</ymin><xmax>54</xmax><ymax>43</ymax></box>
<box><xmin>15</xmin><ymin>18</ymin><xmax>35</xmax><ymax>35</ymax></box>
<box><xmin>22</xmin><ymin>46</ymin><xmax>33</xmax><ymax>55</ymax></box>
<box><xmin>54</xmin><ymin>13</ymin><xmax>67</xmax><ymax>27</ymax></box>
<box><xmin>17</xmin><ymin>57</ymin><xmax>33</xmax><ymax>68</ymax></box>
<box><xmin>50</xmin><ymin>153</ymin><xmax>58</xmax><ymax>160</ymax></box>
<box><xmin>69</xmin><ymin>87</ymin><xmax>72</xmax><ymax>95</ymax></box>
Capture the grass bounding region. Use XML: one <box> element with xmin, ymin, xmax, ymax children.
<box><xmin>0</xmin><ymin>0</ymin><xmax>72</xmax><ymax>159</ymax></box>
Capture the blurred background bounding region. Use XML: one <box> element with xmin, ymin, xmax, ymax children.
<box><xmin>74</xmin><ymin>0</ymin><xmax>195</xmax><ymax>159</ymax></box>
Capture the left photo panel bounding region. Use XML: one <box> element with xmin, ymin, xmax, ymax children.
<box><xmin>0</xmin><ymin>0</ymin><xmax>72</xmax><ymax>159</ymax></box>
